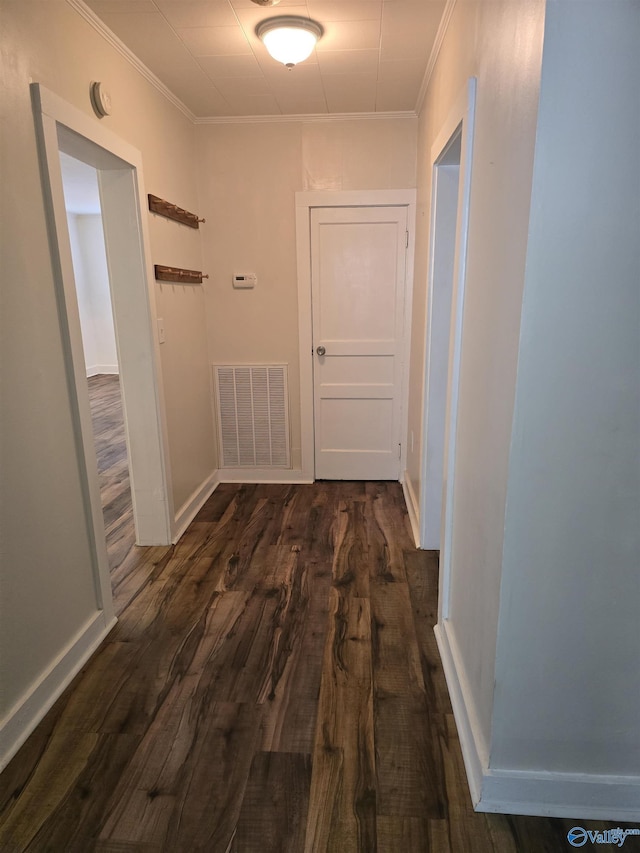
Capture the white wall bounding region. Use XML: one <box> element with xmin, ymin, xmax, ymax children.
<box><xmin>196</xmin><ymin>118</ymin><xmax>418</xmax><ymax>472</ymax></box>
<box><xmin>492</xmin><ymin>0</ymin><xmax>640</xmax><ymax>779</ymax></box>
<box><xmin>0</xmin><ymin>0</ymin><xmax>214</xmax><ymax>761</ymax></box>
<box><xmin>406</xmin><ymin>0</ymin><xmax>546</xmax><ymax>757</ymax></box>
<box><xmin>67</xmin><ymin>213</ymin><xmax>118</xmax><ymax>376</ymax></box>
<box><xmin>410</xmin><ymin>0</ymin><xmax>640</xmax><ymax>817</ymax></box>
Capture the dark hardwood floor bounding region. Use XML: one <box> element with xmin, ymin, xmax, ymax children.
<box><xmin>0</xmin><ymin>376</ymin><xmax>635</xmax><ymax>851</ymax></box>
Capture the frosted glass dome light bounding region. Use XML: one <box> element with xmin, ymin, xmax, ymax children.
<box><xmin>256</xmin><ymin>17</ymin><xmax>323</xmax><ymax>68</ymax></box>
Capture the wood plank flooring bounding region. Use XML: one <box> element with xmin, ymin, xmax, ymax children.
<box><xmin>87</xmin><ymin>373</ymin><xmax>136</xmax><ymax>579</ymax></box>
<box><xmin>0</xmin><ymin>376</ymin><xmax>636</xmax><ymax>851</ymax></box>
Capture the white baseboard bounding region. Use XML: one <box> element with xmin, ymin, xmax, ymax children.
<box><xmin>219</xmin><ymin>468</ymin><xmax>312</xmax><ymax>485</ymax></box>
<box><xmin>172</xmin><ymin>470</ymin><xmax>220</xmax><ymax>544</ymax></box>
<box><xmin>478</xmin><ymin>767</ymin><xmax>640</xmax><ymax>822</ymax></box>
<box><xmin>402</xmin><ymin>470</ymin><xmax>420</xmax><ymax>548</ymax></box>
<box><xmin>0</xmin><ymin>610</ymin><xmax>116</xmax><ymax>772</ymax></box>
<box><xmin>436</xmin><ymin>619</ymin><xmax>640</xmax><ymax>822</ymax></box>
<box><xmin>86</xmin><ymin>364</ymin><xmax>119</xmax><ymax>377</ymax></box>
<box><xmin>434</xmin><ymin>619</ymin><xmax>488</xmax><ymax>805</ymax></box>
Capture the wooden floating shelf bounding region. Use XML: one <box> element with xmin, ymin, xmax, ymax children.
<box><xmin>154</xmin><ymin>265</ymin><xmax>209</xmax><ymax>284</ymax></box>
<box><xmin>148</xmin><ymin>194</ymin><xmax>205</xmax><ymax>229</ymax></box>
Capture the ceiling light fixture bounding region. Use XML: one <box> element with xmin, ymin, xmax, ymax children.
<box><xmin>256</xmin><ymin>16</ymin><xmax>323</xmax><ymax>69</ymax></box>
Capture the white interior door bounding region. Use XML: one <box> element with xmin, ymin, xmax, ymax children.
<box><xmin>311</xmin><ymin>206</ymin><xmax>408</xmax><ymax>480</ymax></box>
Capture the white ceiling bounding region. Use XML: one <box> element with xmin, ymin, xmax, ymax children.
<box><xmin>81</xmin><ymin>0</ymin><xmax>447</xmax><ymax>119</ymax></box>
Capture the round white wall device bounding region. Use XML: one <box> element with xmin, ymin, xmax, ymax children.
<box><xmin>90</xmin><ymin>81</ymin><xmax>112</xmax><ymax>117</ymax></box>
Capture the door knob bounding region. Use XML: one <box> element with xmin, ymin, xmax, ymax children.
<box><xmin>316</xmin><ymin>345</ymin><xmax>326</xmax><ymax>356</ymax></box>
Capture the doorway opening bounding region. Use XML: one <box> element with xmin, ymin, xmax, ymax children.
<box><xmin>31</xmin><ymin>84</ymin><xmax>174</xmax><ymax>616</ymax></box>
<box><xmin>59</xmin><ymin>152</ymin><xmax>134</xmax><ymax>574</ymax></box>
<box><xmin>419</xmin><ymin>79</ymin><xmax>476</xmax><ymax>622</ymax></box>
<box><xmin>420</xmin><ymin>128</ymin><xmax>462</xmax><ymax>549</ymax></box>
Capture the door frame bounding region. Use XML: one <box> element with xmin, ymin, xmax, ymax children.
<box><xmin>295</xmin><ymin>189</ymin><xmax>417</xmax><ymax>482</ymax></box>
<box><xmin>420</xmin><ymin>78</ymin><xmax>476</xmax><ymax>621</ymax></box>
<box><xmin>419</xmin><ymin>142</ymin><xmax>461</xmax><ymax>549</ymax></box>
<box><xmin>31</xmin><ymin>84</ymin><xmax>175</xmax><ymax>614</ymax></box>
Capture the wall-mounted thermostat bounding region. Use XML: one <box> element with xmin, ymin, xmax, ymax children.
<box><xmin>233</xmin><ymin>273</ymin><xmax>257</xmax><ymax>289</ymax></box>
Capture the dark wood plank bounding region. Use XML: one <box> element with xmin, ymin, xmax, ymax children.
<box><xmin>377</xmin><ymin>816</ymin><xmax>444</xmax><ymax>853</ymax></box>
<box><xmin>305</xmin><ymin>590</ymin><xmax>377</xmax><ymax>853</ymax></box>
<box><xmin>233</xmin><ymin>752</ymin><xmax>311</xmax><ymax>853</ymax></box>
<box><xmin>365</xmin><ymin>480</ymin><xmax>411</xmax><ymax>583</ymax></box>
<box><xmin>370</xmin><ymin>580</ymin><xmax>425</xmax><ymax>699</ymax></box>
<box><xmin>99</xmin><ymin>702</ymin><xmax>260</xmax><ymax>852</ymax></box>
<box><xmin>438</xmin><ymin>715</ymin><xmax>498</xmax><ymax>852</ymax></box>
<box><xmin>260</xmin><ymin>491</ymin><xmax>335</xmax><ymax>754</ymax></box>
<box><xmin>332</xmin><ymin>498</ymin><xmax>370</xmax><ymax>598</ymax></box>
<box><xmin>374</xmin><ymin>694</ymin><xmax>444</xmax><ymax>820</ymax></box>
<box><xmin>0</xmin><ymin>731</ymin><xmax>106</xmax><ymax>850</ymax></box>
<box><xmin>24</xmin><ymin>734</ymin><xmax>140</xmax><ymax>853</ymax></box>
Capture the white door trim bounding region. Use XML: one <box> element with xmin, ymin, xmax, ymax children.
<box><xmin>295</xmin><ymin>189</ymin><xmax>417</xmax><ymax>482</ymax></box>
<box><xmin>419</xmin><ymin>78</ymin><xmax>476</xmax><ymax>621</ymax></box>
<box><xmin>31</xmin><ymin>85</ymin><xmax>174</xmax><ymax>577</ymax></box>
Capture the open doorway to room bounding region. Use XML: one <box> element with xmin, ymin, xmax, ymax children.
<box><xmin>420</xmin><ymin>128</ymin><xmax>462</xmax><ymax>550</ymax></box>
<box><xmin>419</xmin><ymin>79</ymin><xmax>476</xmax><ymax>623</ymax></box>
<box><xmin>31</xmin><ymin>84</ymin><xmax>175</xmax><ymax>616</ymax></box>
<box><xmin>59</xmin><ymin>152</ymin><xmax>134</xmax><ymax>574</ymax></box>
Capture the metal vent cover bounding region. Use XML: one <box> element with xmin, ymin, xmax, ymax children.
<box><xmin>214</xmin><ymin>365</ymin><xmax>290</xmax><ymax>468</ymax></box>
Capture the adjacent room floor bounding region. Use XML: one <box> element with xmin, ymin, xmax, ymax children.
<box><xmin>0</xmin><ymin>377</ymin><xmax>631</xmax><ymax>851</ymax></box>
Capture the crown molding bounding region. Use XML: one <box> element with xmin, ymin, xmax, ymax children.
<box><xmin>66</xmin><ymin>0</ymin><xmax>196</xmax><ymax>123</ymax></box>
<box><xmin>415</xmin><ymin>0</ymin><xmax>457</xmax><ymax>115</ymax></box>
<box><xmin>67</xmin><ymin>0</ymin><xmax>437</xmax><ymax>126</ymax></box>
<box><xmin>194</xmin><ymin>111</ymin><xmax>418</xmax><ymax>126</ymax></box>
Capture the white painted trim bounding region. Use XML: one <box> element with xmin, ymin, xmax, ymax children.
<box><xmin>437</xmin><ymin>614</ymin><xmax>640</xmax><ymax>820</ymax></box>
<box><xmin>37</xmin><ymin>84</ymin><xmax>147</xmax><ymax>167</ymax></box>
<box><xmin>402</xmin><ymin>471</ymin><xmax>421</xmax><ymax>548</ymax></box>
<box><xmin>195</xmin><ymin>111</ymin><xmax>418</xmax><ymax>125</ymax></box>
<box><xmin>67</xmin><ymin>0</ymin><xmax>195</xmax><ymax>122</ymax></box>
<box><xmin>295</xmin><ymin>189</ymin><xmax>417</xmax><ymax>482</ymax></box>
<box><xmin>419</xmin><ymin>164</ymin><xmax>441</xmax><ymax>549</ymax></box>
<box><xmin>32</xmin><ymin>88</ymin><xmax>114</xmax><ymax>617</ymax></box>
<box><xmin>400</xmin><ymin>201</ymin><xmax>418</xmax><ymax>478</ymax></box>
<box><xmin>439</xmin><ymin>78</ymin><xmax>477</xmax><ymax>617</ymax></box>
<box><xmin>86</xmin><ymin>364</ymin><xmax>119</xmax><ymax>377</ymax></box>
<box><xmin>415</xmin><ymin>0</ymin><xmax>457</xmax><ymax>115</ymax></box>
<box><xmin>0</xmin><ymin>610</ymin><xmax>115</xmax><ymax>772</ymax></box>
<box><xmin>295</xmin><ymin>201</ymin><xmax>316</xmax><ymax>482</ymax></box>
<box><xmin>426</xmin><ymin>78</ymin><xmax>476</xmax><ymax>620</ymax></box>
<box><xmin>434</xmin><ymin>618</ymin><xmax>487</xmax><ymax>806</ymax></box>
<box><xmin>172</xmin><ymin>471</ymin><xmax>220</xmax><ymax>544</ymax></box>
<box><xmin>219</xmin><ymin>469</ymin><xmax>312</xmax><ymax>485</ymax></box>
<box><xmin>477</xmin><ymin>768</ymin><xmax>640</xmax><ymax>822</ymax></box>
<box><xmin>296</xmin><ymin>189</ymin><xmax>417</xmax><ymax>209</ymax></box>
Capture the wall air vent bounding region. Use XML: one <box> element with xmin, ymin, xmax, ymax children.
<box><xmin>214</xmin><ymin>365</ymin><xmax>290</xmax><ymax>468</ymax></box>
